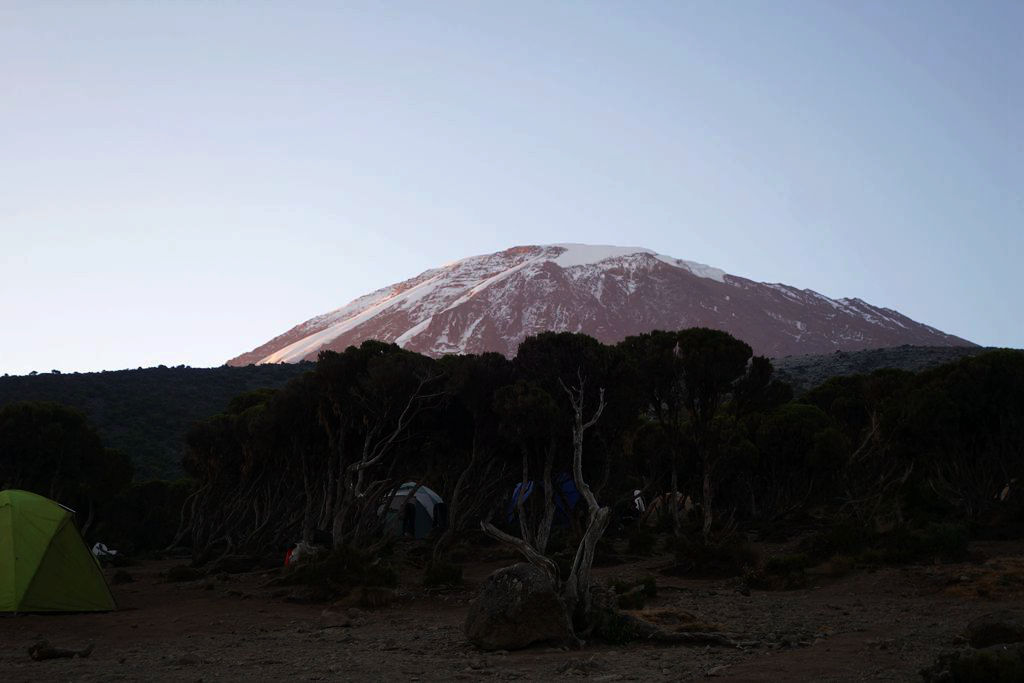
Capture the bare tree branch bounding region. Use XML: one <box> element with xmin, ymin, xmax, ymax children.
<box><xmin>480</xmin><ymin>520</ymin><xmax>559</xmax><ymax>579</ymax></box>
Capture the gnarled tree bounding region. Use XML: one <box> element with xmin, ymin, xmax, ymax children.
<box><xmin>315</xmin><ymin>341</ymin><xmax>444</xmax><ymax>549</ymax></box>
<box><xmin>481</xmin><ymin>332</ymin><xmax>623</xmax><ymax>633</ymax></box>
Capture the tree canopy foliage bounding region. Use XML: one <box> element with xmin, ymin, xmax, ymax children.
<box><xmin>160</xmin><ymin>331</ymin><xmax>1024</xmax><ymax>567</ymax></box>
<box><xmin>0</xmin><ymin>401</ymin><xmax>133</xmax><ymax>534</ymax></box>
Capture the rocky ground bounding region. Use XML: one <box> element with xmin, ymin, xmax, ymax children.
<box><xmin>3</xmin><ymin>541</ymin><xmax>1023</xmax><ymax>682</ymax></box>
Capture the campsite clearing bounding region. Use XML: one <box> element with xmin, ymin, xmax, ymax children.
<box><xmin>2</xmin><ymin>542</ymin><xmax>1023</xmax><ymax>681</ymax></box>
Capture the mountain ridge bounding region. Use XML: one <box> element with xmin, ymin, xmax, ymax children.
<box><xmin>229</xmin><ymin>244</ymin><xmax>972</xmax><ymax>365</ymax></box>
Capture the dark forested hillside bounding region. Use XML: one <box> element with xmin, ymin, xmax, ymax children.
<box><xmin>772</xmin><ymin>345</ymin><xmax>988</xmax><ymax>394</ymax></box>
<box><xmin>0</xmin><ymin>363</ymin><xmax>311</xmax><ymax>479</ymax></box>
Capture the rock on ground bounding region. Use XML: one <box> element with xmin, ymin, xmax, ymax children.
<box><xmin>966</xmin><ymin>610</ymin><xmax>1024</xmax><ymax>648</ymax></box>
<box><xmin>921</xmin><ymin>643</ymin><xmax>1024</xmax><ymax>682</ymax></box>
<box><xmin>464</xmin><ymin>563</ymin><xmax>574</xmax><ymax>651</ymax></box>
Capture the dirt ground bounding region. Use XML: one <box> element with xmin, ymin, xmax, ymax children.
<box><xmin>3</xmin><ymin>541</ymin><xmax>1023</xmax><ymax>682</ymax></box>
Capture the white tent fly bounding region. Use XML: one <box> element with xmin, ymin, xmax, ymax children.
<box><xmin>382</xmin><ymin>482</ymin><xmax>446</xmax><ymax>539</ymax></box>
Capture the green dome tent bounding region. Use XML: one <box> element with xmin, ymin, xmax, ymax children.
<box><xmin>0</xmin><ymin>489</ymin><xmax>116</xmax><ymax>612</ymax></box>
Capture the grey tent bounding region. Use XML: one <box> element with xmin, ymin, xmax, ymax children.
<box><xmin>383</xmin><ymin>482</ymin><xmax>446</xmax><ymax>539</ymax></box>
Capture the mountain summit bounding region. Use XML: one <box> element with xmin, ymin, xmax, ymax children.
<box><xmin>228</xmin><ymin>244</ymin><xmax>972</xmax><ymax>365</ymax></box>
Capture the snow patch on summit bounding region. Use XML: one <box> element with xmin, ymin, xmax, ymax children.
<box><xmin>552</xmin><ymin>243</ymin><xmax>726</xmax><ymax>282</ymax></box>
<box><xmin>552</xmin><ymin>244</ymin><xmax>653</xmax><ymax>267</ymax></box>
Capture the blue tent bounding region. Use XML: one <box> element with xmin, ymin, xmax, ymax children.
<box><xmin>507</xmin><ymin>472</ymin><xmax>580</xmax><ymax>525</ymax></box>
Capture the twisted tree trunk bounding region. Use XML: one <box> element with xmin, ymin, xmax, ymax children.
<box><xmin>561</xmin><ymin>379</ymin><xmax>607</xmax><ymax>624</ymax></box>
<box><xmin>481</xmin><ymin>371</ymin><xmax>610</xmax><ymax>637</ymax></box>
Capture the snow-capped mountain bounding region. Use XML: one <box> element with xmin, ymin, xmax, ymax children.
<box><xmin>228</xmin><ymin>244</ymin><xmax>972</xmax><ymax>365</ymax></box>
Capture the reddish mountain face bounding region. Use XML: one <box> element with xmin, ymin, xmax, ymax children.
<box><xmin>228</xmin><ymin>244</ymin><xmax>973</xmax><ymax>365</ymax></box>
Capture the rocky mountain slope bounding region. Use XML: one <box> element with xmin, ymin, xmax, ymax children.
<box><xmin>229</xmin><ymin>244</ymin><xmax>972</xmax><ymax>365</ymax></box>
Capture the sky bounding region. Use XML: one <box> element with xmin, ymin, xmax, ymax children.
<box><xmin>1</xmin><ymin>1</ymin><xmax>1021</xmax><ymax>375</ymax></box>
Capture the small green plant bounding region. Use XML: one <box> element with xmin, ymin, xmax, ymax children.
<box><xmin>595</xmin><ymin>608</ymin><xmax>639</xmax><ymax>644</ymax></box>
<box><xmin>616</xmin><ymin>590</ymin><xmax>646</xmax><ymax>610</ymax></box>
<box><xmin>610</xmin><ymin>575</ymin><xmax>658</xmax><ymax>609</ymax></box>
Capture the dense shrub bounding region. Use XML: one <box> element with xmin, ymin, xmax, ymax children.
<box><xmin>743</xmin><ymin>552</ymin><xmax>811</xmax><ymax>590</ymax></box>
<box><xmin>880</xmin><ymin>523</ymin><xmax>970</xmax><ymax>564</ymax></box>
<box><xmin>610</xmin><ymin>575</ymin><xmax>658</xmax><ymax>609</ymax></box>
<box><xmin>282</xmin><ymin>546</ymin><xmax>397</xmax><ymax>597</ymax></box>
<box><xmin>804</xmin><ymin>519</ymin><xmax>970</xmax><ymax>570</ymax></box>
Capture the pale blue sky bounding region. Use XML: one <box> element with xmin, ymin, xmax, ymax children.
<box><xmin>1</xmin><ymin>1</ymin><xmax>1021</xmax><ymax>375</ymax></box>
